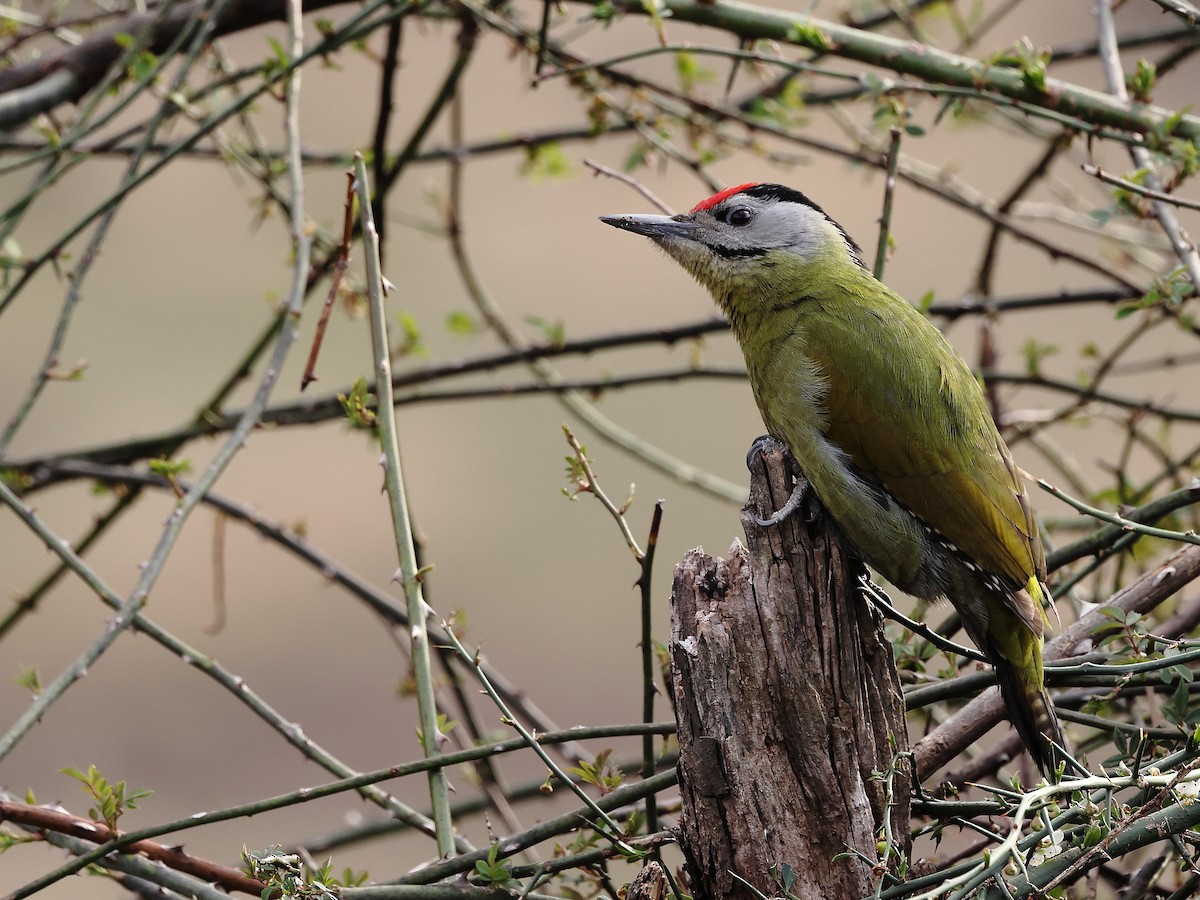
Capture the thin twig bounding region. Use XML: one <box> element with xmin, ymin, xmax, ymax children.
<box><xmin>873</xmin><ymin>126</ymin><xmax>902</xmax><ymax>280</ymax></box>
<box><xmin>859</xmin><ymin>577</ymin><xmax>986</xmax><ymax>665</ymax></box>
<box><xmin>0</xmin><ymin>0</ymin><xmax>229</xmax><ymax>455</ymax></box>
<box><xmin>564</xmin><ymin>427</ymin><xmax>643</xmax><ymax>558</ymax></box>
<box><xmin>0</xmin><ymin>0</ymin><xmax>312</xmax><ymax>768</ymax></box>
<box><xmin>585</xmin><ymin>159</ymin><xmax>674</xmax><ymax>214</ymax></box>
<box><xmin>1038</xmin><ymin>478</ymin><xmax>1200</xmax><ymax>547</ymax></box>
<box><xmin>394</xmin><ymin>769</ymin><xmax>675</xmax><ymax>886</ymax></box>
<box><xmin>435</xmin><ymin>623</ymin><xmax>638</xmax><ymax>852</ymax></box>
<box><xmin>12</xmin><ymin>352</ymin><xmax>1200</xmax><ymax>492</ymax></box>
<box><xmin>1082</xmin><ymin>162</ymin><xmax>1200</xmax><ymax>213</ymax></box>
<box><xmin>1</xmin><ymin>9</ymin><xmax>317</xmax><ymax>890</ymax></box>
<box><xmin>534</xmin><ymin>0</ymin><xmax>554</xmax><ymax>79</ymax></box>
<box><xmin>0</xmin><ymin>0</ymin><xmax>412</xmax><ymax>321</ymax></box>
<box><xmin>562</xmin><ymin>422</ymin><xmax>666</xmax><ymax>844</ymax></box>
<box><xmin>638</xmin><ymin>501</ymin><xmax>665</xmax><ymax>844</ymax></box>
<box><xmin>300</xmin><ymin>170</ymin><xmax>356</xmax><ymax>390</ymax></box>
<box><xmin>203</xmin><ymin>510</ymin><xmax>228</xmax><ymax>634</ymax></box>
<box><xmin>354</xmin><ymin>153</ymin><xmax>459</xmax><ymax>860</ymax></box>
<box><xmin>371</xmin><ymin>16</ymin><xmax>404</xmax><ymax>248</ymax></box>
<box><xmin>1095</xmin><ymin>0</ymin><xmax>1200</xmax><ymax>297</ymax></box>
<box><xmin>443</xmin><ymin>90</ymin><xmax>744</xmax><ymax>503</ymax></box>
<box><xmin>1147</xmin><ymin>0</ymin><xmax>1200</xmax><ymax>25</ymax></box>
<box><xmin>2</xmin><ymin>724</ymin><xmax>672</xmax><ymax>897</ymax></box>
<box><xmin>974</xmin><ymin>131</ymin><xmax>1074</xmax><ymax>297</ymax></box>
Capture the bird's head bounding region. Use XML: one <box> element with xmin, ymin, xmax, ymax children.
<box><xmin>600</xmin><ymin>182</ymin><xmax>865</xmax><ymax>298</ymax></box>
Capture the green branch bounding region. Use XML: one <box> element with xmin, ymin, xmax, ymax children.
<box><xmin>356</xmin><ymin>155</ymin><xmax>460</xmax><ymax>860</ymax></box>
<box><xmin>581</xmin><ymin>0</ymin><xmax>1200</xmax><ymax>140</ymax></box>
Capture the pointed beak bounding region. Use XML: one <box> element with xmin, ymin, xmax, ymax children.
<box><xmin>599</xmin><ymin>213</ymin><xmax>700</xmax><ymax>241</ymax></box>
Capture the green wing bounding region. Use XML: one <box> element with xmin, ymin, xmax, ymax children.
<box><xmin>800</xmin><ymin>286</ymin><xmax>1045</xmax><ymax>591</ymax></box>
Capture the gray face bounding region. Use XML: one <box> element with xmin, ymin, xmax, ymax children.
<box><xmin>600</xmin><ymin>184</ymin><xmax>864</xmax><ymax>275</ymax></box>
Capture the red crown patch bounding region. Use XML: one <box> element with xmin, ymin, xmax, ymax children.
<box><xmin>690</xmin><ymin>182</ymin><xmax>760</xmax><ymax>213</ymax></box>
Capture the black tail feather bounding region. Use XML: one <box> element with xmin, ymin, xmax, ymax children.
<box><xmin>993</xmin><ymin>657</ymin><xmax>1065</xmax><ymax>776</ymax></box>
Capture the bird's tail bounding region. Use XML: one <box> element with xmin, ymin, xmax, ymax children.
<box><xmin>988</xmin><ymin>634</ymin><xmax>1065</xmax><ymax>777</ymax></box>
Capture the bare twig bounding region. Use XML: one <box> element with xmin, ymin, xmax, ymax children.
<box><xmin>585</xmin><ymin>158</ymin><xmax>674</xmax><ymax>214</ymax></box>
<box><xmin>0</xmin><ymin>0</ymin><xmax>312</xmax><ymax>766</ymax></box>
<box><xmin>873</xmin><ymin>126</ymin><xmax>903</xmax><ymax>280</ymax></box>
<box><xmin>300</xmin><ymin>170</ymin><xmax>357</xmax><ymax>391</ymax></box>
<box><xmin>1147</xmin><ymin>0</ymin><xmax>1200</xmax><ymax>26</ymax></box>
<box><xmin>1095</xmin><ymin>0</ymin><xmax>1200</xmax><ymax>297</ymax></box>
<box><xmin>1083</xmin><ymin>162</ymin><xmax>1200</xmax><ymax>213</ymax></box>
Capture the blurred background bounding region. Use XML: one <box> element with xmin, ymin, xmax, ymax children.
<box><xmin>2</xmin><ymin>0</ymin><xmax>1199</xmax><ymax>896</ymax></box>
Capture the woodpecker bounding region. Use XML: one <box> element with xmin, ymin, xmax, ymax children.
<box><xmin>601</xmin><ymin>182</ymin><xmax>1063</xmax><ymax>775</ymax></box>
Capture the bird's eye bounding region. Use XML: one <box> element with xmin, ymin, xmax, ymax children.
<box><xmin>728</xmin><ymin>207</ymin><xmax>753</xmax><ymax>226</ymax></box>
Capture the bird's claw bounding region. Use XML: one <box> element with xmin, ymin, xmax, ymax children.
<box><xmin>746</xmin><ymin>434</ymin><xmax>789</xmax><ymax>471</ymax></box>
<box><xmin>746</xmin><ymin>434</ymin><xmax>809</xmax><ymax>526</ymax></box>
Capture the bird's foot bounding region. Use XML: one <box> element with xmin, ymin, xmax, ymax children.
<box><xmin>746</xmin><ymin>434</ymin><xmax>809</xmax><ymax>527</ymax></box>
<box><xmin>745</xmin><ymin>434</ymin><xmax>788</xmax><ymax>471</ymax></box>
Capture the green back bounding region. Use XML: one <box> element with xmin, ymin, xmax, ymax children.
<box><xmin>797</xmin><ymin>271</ymin><xmax>1046</xmax><ymax>590</ymax></box>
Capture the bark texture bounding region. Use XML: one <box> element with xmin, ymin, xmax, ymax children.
<box><xmin>670</xmin><ymin>445</ymin><xmax>910</xmax><ymax>900</ymax></box>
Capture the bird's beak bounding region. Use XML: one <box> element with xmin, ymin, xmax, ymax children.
<box><xmin>599</xmin><ymin>213</ymin><xmax>700</xmax><ymax>240</ymax></box>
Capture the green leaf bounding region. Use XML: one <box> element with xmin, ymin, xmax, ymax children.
<box><xmin>394</xmin><ymin>312</ymin><xmax>425</xmax><ymax>358</ymax></box>
<box><xmin>445</xmin><ymin>310</ymin><xmax>478</xmax><ymax>336</ymax></box>
<box><xmin>149</xmin><ymin>457</ymin><xmax>191</xmax><ymax>478</ymax></box>
<box><xmin>675</xmin><ymin>49</ymin><xmax>715</xmax><ymax>93</ymax></box>
<box><xmin>590</xmin><ymin>0</ymin><xmax>617</xmax><ymax>23</ymax></box>
<box><xmin>1127</xmin><ymin>59</ymin><xmax>1156</xmax><ymax>103</ymax></box>
<box><xmin>746</xmin><ymin>77</ymin><xmax>809</xmax><ymax>129</ymax></box>
<box><xmin>525</xmin><ymin>315</ymin><xmax>565</xmax><ymax>348</ymax></box>
<box><xmin>261</xmin><ymin>36</ymin><xmax>291</xmax><ymax>85</ymax></box>
<box><xmin>0</xmin><ymin>236</ymin><xmax>24</xmax><ymax>269</ymax></box>
<box><xmin>60</xmin><ymin>764</ymin><xmax>151</xmax><ymax>831</ymax></box>
<box><xmin>337</xmin><ymin>377</ymin><xmax>376</xmax><ymax>430</ymax></box>
<box><xmin>13</xmin><ymin>665</ymin><xmax>41</xmax><ymax>694</ymax></box>
<box><xmin>624</xmin><ymin>141</ymin><xmax>651</xmax><ymax>172</ymax></box>
<box><xmin>567</xmin><ymin>748</ymin><xmax>625</xmax><ymax>794</ymax></box>
<box><xmin>127</xmin><ymin>50</ymin><xmax>159</xmax><ymax>83</ymax></box>
<box><xmin>1164</xmin><ymin>677</ymin><xmax>1191</xmax><ymax>725</ymax></box>
<box><xmin>473</xmin><ymin>843</ymin><xmax>515</xmax><ymax>887</ymax></box>
<box><xmin>1020</xmin><ymin>338</ymin><xmax>1058</xmax><ymax>377</ymax></box>
<box><xmin>520</xmin><ymin>142</ymin><xmax>573</xmax><ymax>181</ymax></box>
<box><xmin>265</xmin><ymin>36</ymin><xmax>289</xmax><ymax>65</ymax></box>
<box><xmin>993</xmin><ymin>37</ymin><xmax>1049</xmax><ymax>94</ymax></box>
<box><xmin>773</xmin><ymin>862</ymin><xmax>798</xmax><ymax>893</ymax></box>
<box><xmin>787</xmin><ymin>20</ymin><xmax>831</xmax><ymax>50</ymax></box>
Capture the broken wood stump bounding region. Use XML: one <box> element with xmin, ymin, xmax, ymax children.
<box><xmin>670</xmin><ymin>444</ymin><xmax>910</xmax><ymax>900</ymax></box>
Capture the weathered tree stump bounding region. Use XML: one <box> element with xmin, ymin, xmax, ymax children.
<box><xmin>670</xmin><ymin>445</ymin><xmax>911</xmax><ymax>900</ymax></box>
